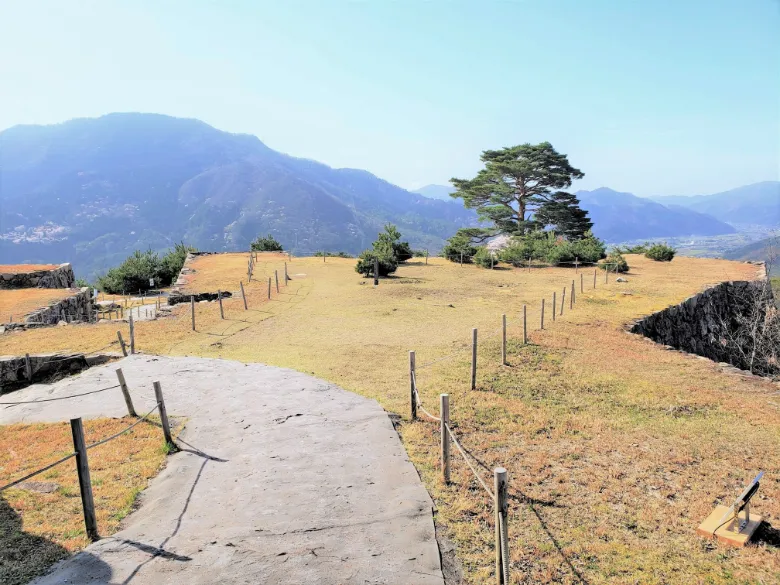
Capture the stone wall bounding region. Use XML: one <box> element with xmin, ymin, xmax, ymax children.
<box><xmin>25</xmin><ymin>288</ymin><xmax>94</xmax><ymax>325</ymax></box>
<box><xmin>0</xmin><ymin>353</ymin><xmax>89</xmax><ymax>393</ymax></box>
<box><xmin>630</xmin><ymin>279</ymin><xmax>776</xmax><ymax>373</ymax></box>
<box><xmin>0</xmin><ymin>263</ymin><xmax>76</xmax><ymax>289</ymax></box>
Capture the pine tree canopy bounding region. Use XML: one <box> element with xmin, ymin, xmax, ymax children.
<box><xmin>450</xmin><ymin>142</ymin><xmax>587</xmax><ymax>237</ymax></box>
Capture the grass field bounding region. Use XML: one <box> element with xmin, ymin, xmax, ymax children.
<box><xmin>0</xmin><ymin>288</ymin><xmax>81</xmax><ymax>324</ymax></box>
<box><xmin>0</xmin><ymin>418</ymin><xmax>169</xmax><ymax>585</ymax></box>
<box><xmin>0</xmin><ymin>254</ymin><xmax>777</xmax><ymax>584</ymax></box>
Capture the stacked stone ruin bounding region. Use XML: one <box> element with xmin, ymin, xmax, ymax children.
<box><xmin>0</xmin><ymin>263</ymin><xmax>94</xmax><ymax>327</ymax></box>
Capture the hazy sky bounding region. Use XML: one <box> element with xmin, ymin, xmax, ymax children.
<box><xmin>1</xmin><ymin>1</ymin><xmax>778</xmax><ymax>196</ymax></box>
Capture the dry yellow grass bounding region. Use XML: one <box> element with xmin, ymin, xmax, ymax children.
<box><xmin>0</xmin><ymin>288</ymin><xmax>81</xmax><ymax>324</ymax></box>
<box><xmin>0</xmin><ymin>264</ymin><xmax>58</xmax><ymax>273</ymax></box>
<box><xmin>0</xmin><ymin>254</ymin><xmax>777</xmax><ymax>584</ymax></box>
<box><xmin>0</xmin><ymin>417</ymin><xmax>170</xmax><ymax>585</ymax></box>
<box><xmin>177</xmin><ymin>251</ymin><xmax>287</xmax><ymax>293</ymax></box>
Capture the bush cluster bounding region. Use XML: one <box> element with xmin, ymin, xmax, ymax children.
<box><xmin>96</xmin><ymin>243</ymin><xmax>196</xmax><ymax>294</ymax></box>
<box><xmin>599</xmin><ymin>251</ymin><xmax>629</xmax><ymax>273</ymax></box>
<box><xmin>644</xmin><ymin>243</ymin><xmax>676</xmax><ymax>262</ymax></box>
<box><xmin>251</xmin><ymin>234</ymin><xmax>283</xmax><ymax>252</ymax></box>
<box><xmin>314</xmin><ymin>251</ymin><xmax>354</xmax><ymax>258</ymax></box>
<box><xmin>355</xmin><ymin>224</ymin><xmax>411</xmax><ymax>277</ymax></box>
<box><xmin>499</xmin><ymin>231</ymin><xmax>606</xmax><ymax>267</ymax></box>
<box><xmin>441</xmin><ymin>234</ymin><xmax>478</xmax><ymax>263</ymax></box>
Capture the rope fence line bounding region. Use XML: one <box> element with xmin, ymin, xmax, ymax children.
<box><xmin>1</xmin><ymin>384</ymin><xmax>121</xmax><ymax>406</ymax></box>
<box><xmin>404</xmin><ymin>265</ymin><xmax>613</xmax><ymax>584</ymax></box>
<box><xmin>0</xmin><ymin>372</ymin><xmax>176</xmax><ymax>541</ymax></box>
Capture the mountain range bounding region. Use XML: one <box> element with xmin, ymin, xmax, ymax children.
<box><xmin>1</xmin><ymin>113</ymin><xmax>776</xmax><ymax>279</ymax></box>
<box><xmin>0</xmin><ymin>113</ymin><xmax>476</xmax><ymax>279</ymax></box>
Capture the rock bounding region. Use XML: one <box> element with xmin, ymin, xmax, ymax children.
<box><xmin>616</xmin><ymin>277</ymin><xmax>628</xmax><ymax>283</ymax></box>
<box><xmin>57</xmin><ymin>320</ymin><xmax>67</xmax><ymax>326</ymax></box>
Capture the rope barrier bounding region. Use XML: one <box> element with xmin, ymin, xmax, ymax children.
<box><xmin>86</xmin><ymin>402</ymin><xmax>160</xmax><ymax>450</ymax></box>
<box><xmin>445</xmin><ymin>422</ymin><xmax>494</xmax><ymax>499</ymax></box>
<box><xmin>0</xmin><ymin>452</ymin><xmax>76</xmax><ymax>493</ymax></box>
<box><xmin>411</xmin><ymin>371</ymin><xmax>441</xmax><ymax>422</ymax></box>
<box><xmin>0</xmin><ymin>384</ymin><xmax>121</xmax><ymax>405</ymax></box>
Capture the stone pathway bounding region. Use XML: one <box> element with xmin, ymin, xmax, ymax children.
<box><xmin>1</xmin><ymin>355</ymin><xmax>443</xmax><ymax>584</ymax></box>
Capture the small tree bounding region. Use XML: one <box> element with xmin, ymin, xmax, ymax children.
<box><xmin>599</xmin><ymin>251</ymin><xmax>629</xmax><ymax>273</ymax></box>
<box><xmin>441</xmin><ymin>231</ymin><xmax>479</xmax><ymax>263</ymax></box>
<box><xmin>97</xmin><ymin>249</ymin><xmax>160</xmax><ymax>294</ymax></box>
<box><xmin>645</xmin><ymin>243</ymin><xmax>676</xmax><ymax>262</ymax></box>
<box><xmin>354</xmin><ymin>224</ymin><xmax>408</xmax><ymax>277</ymax></box>
<box><xmin>375</xmin><ymin>224</ymin><xmax>412</xmax><ymax>262</ymax></box>
<box><xmin>251</xmin><ymin>234</ymin><xmax>283</xmax><ymax>252</ymax></box>
<box><xmin>355</xmin><ymin>249</ymin><xmax>398</xmax><ymax>277</ymax></box>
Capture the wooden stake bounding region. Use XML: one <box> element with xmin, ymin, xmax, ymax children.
<box><xmin>117</xmin><ymin>331</ymin><xmax>128</xmax><ymax>356</ymax></box>
<box><xmin>522</xmin><ymin>304</ymin><xmax>527</xmax><ymax>344</ymax></box>
<box><xmin>153</xmin><ymin>381</ymin><xmax>173</xmax><ymax>446</ymax></box>
<box><xmin>218</xmin><ymin>290</ymin><xmax>225</xmax><ymax>319</ymax></box>
<box><xmin>605</xmin><ymin>266</ymin><xmax>608</xmax><ymax>284</ymax></box>
<box><xmin>594</xmin><ymin>268</ymin><xmax>597</xmax><ymax>288</ymax></box>
<box><xmin>268</xmin><ymin>277</ymin><xmax>272</xmax><ymax>299</ymax></box>
<box><xmin>409</xmin><ymin>350</ymin><xmax>417</xmax><ymax>420</ymax></box>
<box><xmin>571</xmin><ymin>280</ymin><xmax>575</xmax><ymax>308</ymax></box>
<box><xmin>540</xmin><ymin>298</ymin><xmax>545</xmax><ymax>329</ymax></box>
<box><xmin>425</xmin><ymin>250</ymin><xmax>428</xmax><ymax>265</ymax></box>
<box><xmin>116</xmin><ymin>368</ymin><xmax>136</xmax><ymax>416</ymax></box>
<box><xmin>501</xmin><ymin>314</ymin><xmax>507</xmax><ymax>365</ymax></box>
<box><xmin>190</xmin><ymin>296</ymin><xmax>196</xmax><ymax>331</ymax></box>
<box><xmin>71</xmin><ymin>418</ymin><xmax>98</xmax><ymax>541</ymax></box>
<box><xmin>494</xmin><ymin>467</ymin><xmax>509</xmax><ymax>585</ymax></box>
<box><xmin>561</xmin><ymin>287</ymin><xmax>566</xmax><ymax>316</ymax></box>
<box><xmin>581</xmin><ymin>273</ymin><xmax>584</xmax><ymax>294</ymax></box>
<box><xmin>284</xmin><ymin>262</ymin><xmax>289</xmax><ymax>283</ymax></box>
<box><xmin>552</xmin><ymin>291</ymin><xmax>557</xmax><ymax>321</ymax></box>
<box><xmin>374</xmin><ymin>257</ymin><xmax>379</xmax><ymax>286</ymax></box>
<box><xmin>440</xmin><ymin>394</ymin><xmax>450</xmax><ymax>484</ymax></box>
<box><xmin>240</xmin><ymin>281</ymin><xmax>248</xmax><ymax>310</ymax></box>
<box><xmin>275</xmin><ymin>270</ymin><xmax>280</xmax><ymax>293</ymax></box>
<box><xmin>128</xmin><ymin>314</ymin><xmax>135</xmax><ymax>354</ymax></box>
<box><xmin>460</xmin><ymin>252</ymin><xmax>463</xmax><ymax>266</ymax></box>
<box><xmin>471</xmin><ymin>328</ymin><xmax>478</xmax><ymax>390</ymax></box>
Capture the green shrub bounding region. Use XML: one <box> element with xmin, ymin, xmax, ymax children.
<box><xmin>644</xmin><ymin>243</ymin><xmax>676</xmax><ymax>262</ymax></box>
<box><xmin>251</xmin><ymin>234</ymin><xmax>283</xmax><ymax>252</ymax></box>
<box><xmin>96</xmin><ymin>242</ymin><xmax>197</xmax><ymax>294</ymax></box>
<box><xmin>442</xmin><ymin>234</ymin><xmax>478</xmax><ymax>263</ymax></box>
<box><xmin>570</xmin><ymin>231</ymin><xmax>607</xmax><ymax>263</ymax></box>
<box><xmin>500</xmin><ymin>230</ymin><xmax>605</xmax><ymax>266</ymax></box>
<box><xmin>599</xmin><ymin>251</ymin><xmax>629</xmax><ymax>273</ymax></box>
<box><xmin>473</xmin><ymin>247</ymin><xmax>496</xmax><ymax>268</ymax></box>
<box><xmin>355</xmin><ymin>249</ymin><xmax>398</xmax><ymax>277</ymax></box>
<box><xmin>617</xmin><ymin>242</ymin><xmax>650</xmax><ymax>254</ymax></box>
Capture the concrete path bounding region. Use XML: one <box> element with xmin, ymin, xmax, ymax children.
<box><xmin>2</xmin><ymin>355</ymin><xmax>443</xmax><ymax>584</ymax></box>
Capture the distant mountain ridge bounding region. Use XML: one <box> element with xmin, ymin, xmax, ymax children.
<box><xmin>0</xmin><ymin>113</ymin><xmax>476</xmax><ymax>279</ymax></box>
<box><xmin>417</xmin><ymin>183</ymin><xmax>739</xmax><ymax>242</ymax></box>
<box><xmin>413</xmin><ymin>184</ymin><xmax>456</xmax><ymax>202</ymax></box>
<box><xmin>652</xmin><ymin>182</ymin><xmax>779</xmax><ymax>226</ymax></box>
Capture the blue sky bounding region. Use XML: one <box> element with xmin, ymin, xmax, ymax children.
<box><xmin>1</xmin><ymin>0</ymin><xmax>778</xmax><ymax>196</ymax></box>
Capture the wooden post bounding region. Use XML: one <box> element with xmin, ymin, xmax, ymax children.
<box><xmin>116</xmin><ymin>368</ymin><xmax>136</xmax><ymax>417</ymax></box>
<box><xmin>324</xmin><ymin>253</ymin><xmax>326</xmax><ymax>263</ymax></box>
<box><xmin>409</xmin><ymin>351</ymin><xmax>417</xmax><ymax>420</ymax></box>
<box><xmin>594</xmin><ymin>268</ymin><xmax>597</xmax><ymax>288</ymax></box>
<box><xmin>605</xmin><ymin>265</ymin><xmax>608</xmax><ymax>284</ymax></box>
<box><xmin>374</xmin><ymin>257</ymin><xmax>379</xmax><ymax>286</ymax></box>
<box><xmin>284</xmin><ymin>262</ymin><xmax>289</xmax><ymax>283</ymax></box>
<box><xmin>571</xmin><ymin>280</ymin><xmax>575</xmax><ymax>308</ymax></box>
<box><xmin>24</xmin><ymin>353</ymin><xmax>32</xmax><ymax>381</ymax></box>
<box><xmin>522</xmin><ymin>305</ymin><xmax>527</xmax><ymax>344</ymax></box>
<box><xmin>460</xmin><ymin>252</ymin><xmax>463</xmax><ymax>266</ymax></box>
<box><xmin>494</xmin><ymin>467</ymin><xmax>509</xmax><ymax>585</ymax></box>
<box><xmin>575</xmin><ymin>256</ymin><xmax>579</xmax><ymax>274</ymax></box>
<box><xmin>540</xmin><ymin>298</ymin><xmax>545</xmax><ymax>329</ymax></box>
<box><xmin>71</xmin><ymin>417</ymin><xmax>98</xmax><ymax>541</ymax></box>
<box><xmin>501</xmin><ymin>314</ymin><xmax>507</xmax><ymax>365</ymax></box>
<box><xmin>128</xmin><ymin>314</ymin><xmax>135</xmax><ymax>354</ymax></box>
<box><xmin>581</xmin><ymin>273</ymin><xmax>584</xmax><ymax>294</ymax></box>
<box><xmin>561</xmin><ymin>287</ymin><xmax>566</xmax><ymax>316</ymax></box>
<box><xmin>440</xmin><ymin>394</ymin><xmax>450</xmax><ymax>484</ymax></box>
<box><xmin>425</xmin><ymin>250</ymin><xmax>428</xmax><ymax>265</ymax></box>
<box><xmin>218</xmin><ymin>290</ymin><xmax>225</xmax><ymax>319</ymax></box>
<box><xmin>153</xmin><ymin>381</ymin><xmax>173</xmax><ymax>446</ymax></box>
<box><xmin>275</xmin><ymin>270</ymin><xmax>280</xmax><ymax>293</ymax></box>
<box><xmin>117</xmin><ymin>331</ymin><xmax>128</xmax><ymax>356</ymax></box>
<box><xmin>190</xmin><ymin>296</ymin><xmax>196</xmax><ymax>331</ymax></box>
<box><xmin>240</xmin><ymin>281</ymin><xmax>248</xmax><ymax>310</ymax></box>
<box><xmin>470</xmin><ymin>328</ymin><xmax>478</xmax><ymax>390</ymax></box>
<box><xmin>268</xmin><ymin>277</ymin><xmax>272</xmax><ymax>299</ymax></box>
<box><xmin>552</xmin><ymin>292</ymin><xmax>556</xmax><ymax>321</ymax></box>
